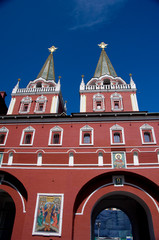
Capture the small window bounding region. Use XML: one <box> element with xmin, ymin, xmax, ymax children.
<box><xmin>103</xmin><ymin>79</ymin><xmax>110</xmax><ymax>85</ymax></box>
<box><xmin>114</xmin><ymin>101</ymin><xmax>119</xmax><ymax>109</ymax></box>
<box><xmin>19</xmin><ymin>96</ymin><xmax>32</xmax><ymax>114</ymax></box>
<box><xmin>38</xmin><ymin>103</ymin><xmax>44</xmax><ymax>111</ymax></box>
<box><xmin>144</xmin><ymin>132</ymin><xmax>151</xmax><ymax>142</ymax></box>
<box><xmin>36</xmin><ymin>82</ymin><xmax>42</xmax><ymax>88</ymax></box>
<box><xmin>93</xmin><ymin>93</ymin><xmax>105</xmax><ymax>112</ymax></box>
<box><xmin>84</xmin><ymin>133</ymin><xmax>90</xmax><ymax>144</ymax></box>
<box><xmin>0</xmin><ymin>134</ymin><xmax>5</xmax><ymax>144</ymax></box>
<box><xmin>114</xmin><ymin>133</ymin><xmax>121</xmax><ymax>143</ymax></box>
<box><xmin>0</xmin><ymin>127</ymin><xmax>9</xmax><ymax>145</ymax></box>
<box><xmin>96</xmin><ymin>101</ymin><xmax>101</xmax><ymax>109</ymax></box>
<box><xmin>24</xmin><ymin>134</ymin><xmax>32</xmax><ymax>144</ymax></box>
<box><xmin>140</xmin><ymin>124</ymin><xmax>156</xmax><ymax>144</ymax></box>
<box><xmin>53</xmin><ymin>133</ymin><xmax>60</xmax><ymax>144</ymax></box>
<box><xmin>20</xmin><ymin>126</ymin><xmax>35</xmax><ymax>146</ymax></box>
<box><xmin>48</xmin><ymin>126</ymin><xmax>63</xmax><ymax>146</ymax></box>
<box><xmin>80</xmin><ymin>125</ymin><xmax>94</xmax><ymax>145</ymax></box>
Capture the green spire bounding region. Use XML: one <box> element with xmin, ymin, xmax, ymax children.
<box><xmin>37</xmin><ymin>46</ymin><xmax>57</xmax><ymax>81</ymax></box>
<box><xmin>94</xmin><ymin>42</ymin><xmax>117</xmax><ymax>78</ymax></box>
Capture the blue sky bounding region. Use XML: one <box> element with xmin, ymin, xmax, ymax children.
<box><xmin>0</xmin><ymin>0</ymin><xmax>159</xmax><ymax>114</ymax></box>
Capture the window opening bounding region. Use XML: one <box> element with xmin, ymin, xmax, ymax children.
<box><xmin>96</xmin><ymin>101</ymin><xmax>101</xmax><ymax>109</ymax></box>
<box><xmin>23</xmin><ymin>104</ymin><xmax>29</xmax><ymax>112</ymax></box>
<box><xmin>36</xmin><ymin>82</ymin><xmax>42</xmax><ymax>88</ymax></box>
<box><xmin>114</xmin><ymin>132</ymin><xmax>121</xmax><ymax>143</ymax></box>
<box><xmin>24</xmin><ymin>134</ymin><xmax>32</xmax><ymax>144</ymax></box>
<box><xmin>114</xmin><ymin>101</ymin><xmax>119</xmax><ymax>109</ymax></box>
<box><xmin>84</xmin><ymin>133</ymin><xmax>90</xmax><ymax>144</ymax></box>
<box><xmin>0</xmin><ymin>134</ymin><xmax>5</xmax><ymax>144</ymax></box>
<box><xmin>144</xmin><ymin>132</ymin><xmax>151</xmax><ymax>142</ymax></box>
<box><xmin>103</xmin><ymin>79</ymin><xmax>110</xmax><ymax>85</ymax></box>
<box><xmin>38</xmin><ymin>103</ymin><xmax>44</xmax><ymax>111</ymax></box>
<box><xmin>53</xmin><ymin>133</ymin><xmax>60</xmax><ymax>144</ymax></box>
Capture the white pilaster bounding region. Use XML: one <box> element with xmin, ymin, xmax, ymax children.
<box><xmin>130</xmin><ymin>93</ymin><xmax>139</xmax><ymax>111</ymax></box>
<box><xmin>7</xmin><ymin>98</ymin><xmax>16</xmax><ymax>115</ymax></box>
<box><xmin>50</xmin><ymin>96</ymin><xmax>59</xmax><ymax>113</ymax></box>
<box><xmin>80</xmin><ymin>95</ymin><xmax>86</xmax><ymax>112</ymax></box>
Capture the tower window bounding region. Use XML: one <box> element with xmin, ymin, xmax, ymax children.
<box><xmin>34</xmin><ymin>95</ymin><xmax>47</xmax><ymax>113</ymax></box>
<box><xmin>0</xmin><ymin>127</ymin><xmax>9</xmax><ymax>146</ymax></box>
<box><xmin>23</xmin><ymin>104</ymin><xmax>29</xmax><ymax>112</ymax></box>
<box><xmin>114</xmin><ymin>101</ymin><xmax>119</xmax><ymax>109</ymax></box>
<box><xmin>38</xmin><ymin>103</ymin><xmax>44</xmax><ymax>111</ymax></box>
<box><xmin>19</xmin><ymin>96</ymin><xmax>32</xmax><ymax>114</ymax></box>
<box><xmin>144</xmin><ymin>132</ymin><xmax>151</xmax><ymax>142</ymax></box>
<box><xmin>111</xmin><ymin>93</ymin><xmax>123</xmax><ymax>111</ymax></box>
<box><xmin>103</xmin><ymin>79</ymin><xmax>110</xmax><ymax>85</ymax></box>
<box><xmin>96</xmin><ymin>101</ymin><xmax>101</xmax><ymax>109</ymax></box>
<box><xmin>93</xmin><ymin>94</ymin><xmax>105</xmax><ymax>112</ymax></box>
<box><xmin>84</xmin><ymin>133</ymin><xmax>91</xmax><ymax>144</ymax></box>
<box><xmin>36</xmin><ymin>82</ymin><xmax>42</xmax><ymax>88</ymax></box>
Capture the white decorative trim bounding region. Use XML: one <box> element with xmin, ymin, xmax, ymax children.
<box><xmin>7</xmin><ymin>98</ymin><xmax>16</xmax><ymax>115</ymax></box>
<box><xmin>0</xmin><ymin>127</ymin><xmax>9</xmax><ymax>146</ymax></box>
<box><xmin>19</xmin><ymin>96</ymin><xmax>32</xmax><ymax>114</ymax></box>
<box><xmin>80</xmin><ymin>95</ymin><xmax>86</xmax><ymax>112</ymax></box>
<box><xmin>20</xmin><ymin>126</ymin><xmax>35</xmax><ymax>146</ymax></box>
<box><xmin>130</xmin><ymin>93</ymin><xmax>139</xmax><ymax>111</ymax></box>
<box><xmin>110</xmin><ymin>124</ymin><xmax>125</xmax><ymax>145</ymax></box>
<box><xmin>75</xmin><ymin>182</ymin><xmax>159</xmax><ymax>216</ymax></box>
<box><xmin>37</xmin><ymin>152</ymin><xmax>42</xmax><ymax>166</ymax></box>
<box><xmin>48</xmin><ymin>126</ymin><xmax>63</xmax><ymax>146</ymax></box>
<box><xmin>98</xmin><ymin>152</ymin><xmax>103</xmax><ymax>166</ymax></box>
<box><xmin>80</xmin><ymin>125</ymin><xmax>94</xmax><ymax>145</ymax></box>
<box><xmin>2</xmin><ymin>180</ymin><xmax>26</xmax><ymax>213</ymax></box>
<box><xmin>69</xmin><ymin>152</ymin><xmax>74</xmax><ymax>166</ymax></box>
<box><xmin>133</xmin><ymin>151</ymin><xmax>139</xmax><ymax>165</ymax></box>
<box><xmin>93</xmin><ymin>93</ymin><xmax>105</xmax><ymax>112</ymax></box>
<box><xmin>140</xmin><ymin>124</ymin><xmax>156</xmax><ymax>145</ymax></box>
<box><xmin>34</xmin><ymin>95</ymin><xmax>47</xmax><ymax>113</ymax></box>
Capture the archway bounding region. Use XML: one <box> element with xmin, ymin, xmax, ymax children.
<box><xmin>91</xmin><ymin>193</ymin><xmax>154</xmax><ymax>240</ymax></box>
<box><xmin>0</xmin><ymin>190</ymin><xmax>15</xmax><ymax>240</ymax></box>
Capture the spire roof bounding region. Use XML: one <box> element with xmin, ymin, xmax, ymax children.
<box><xmin>37</xmin><ymin>46</ymin><xmax>57</xmax><ymax>81</ymax></box>
<box><xmin>94</xmin><ymin>42</ymin><xmax>117</xmax><ymax>78</ymax></box>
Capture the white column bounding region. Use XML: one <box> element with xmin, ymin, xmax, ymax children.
<box><xmin>50</xmin><ymin>96</ymin><xmax>59</xmax><ymax>113</ymax></box>
<box><xmin>80</xmin><ymin>95</ymin><xmax>86</xmax><ymax>112</ymax></box>
<box><xmin>7</xmin><ymin>98</ymin><xmax>16</xmax><ymax>115</ymax></box>
<box><xmin>130</xmin><ymin>94</ymin><xmax>139</xmax><ymax>111</ymax></box>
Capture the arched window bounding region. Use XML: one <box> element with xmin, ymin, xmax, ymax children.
<box><xmin>69</xmin><ymin>152</ymin><xmax>74</xmax><ymax>166</ymax></box>
<box><xmin>84</xmin><ymin>133</ymin><xmax>90</xmax><ymax>144</ymax></box>
<box><xmin>37</xmin><ymin>152</ymin><xmax>42</xmax><ymax>166</ymax></box>
<box><xmin>114</xmin><ymin>132</ymin><xmax>121</xmax><ymax>143</ymax></box>
<box><xmin>98</xmin><ymin>152</ymin><xmax>103</xmax><ymax>166</ymax></box>
<box><xmin>133</xmin><ymin>152</ymin><xmax>139</xmax><ymax>165</ymax></box>
<box><xmin>144</xmin><ymin>132</ymin><xmax>151</xmax><ymax>142</ymax></box>
<box><xmin>36</xmin><ymin>82</ymin><xmax>42</xmax><ymax>88</ymax></box>
<box><xmin>53</xmin><ymin>133</ymin><xmax>60</xmax><ymax>144</ymax></box>
<box><xmin>8</xmin><ymin>152</ymin><xmax>13</xmax><ymax>165</ymax></box>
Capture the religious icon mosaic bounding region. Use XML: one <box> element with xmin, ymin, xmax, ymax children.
<box><xmin>32</xmin><ymin>193</ymin><xmax>64</xmax><ymax>236</ymax></box>
<box><xmin>112</xmin><ymin>152</ymin><xmax>126</xmax><ymax>169</ymax></box>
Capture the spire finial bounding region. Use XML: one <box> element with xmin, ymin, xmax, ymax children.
<box><xmin>98</xmin><ymin>42</ymin><xmax>108</xmax><ymax>50</ymax></box>
<box><xmin>129</xmin><ymin>73</ymin><xmax>132</xmax><ymax>77</ymax></box>
<box><xmin>48</xmin><ymin>45</ymin><xmax>58</xmax><ymax>54</ymax></box>
<box><xmin>18</xmin><ymin>78</ymin><xmax>21</xmax><ymax>82</ymax></box>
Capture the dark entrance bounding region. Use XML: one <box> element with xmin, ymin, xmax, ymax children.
<box><xmin>91</xmin><ymin>193</ymin><xmax>155</xmax><ymax>240</ymax></box>
<box><xmin>0</xmin><ymin>191</ymin><xmax>15</xmax><ymax>240</ymax></box>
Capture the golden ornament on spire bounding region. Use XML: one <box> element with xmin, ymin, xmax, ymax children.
<box><xmin>48</xmin><ymin>46</ymin><xmax>58</xmax><ymax>54</ymax></box>
<box><xmin>98</xmin><ymin>42</ymin><xmax>108</xmax><ymax>50</ymax></box>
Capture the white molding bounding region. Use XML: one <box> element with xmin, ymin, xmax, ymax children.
<box><xmin>34</xmin><ymin>95</ymin><xmax>47</xmax><ymax>113</ymax></box>
<box><xmin>7</xmin><ymin>98</ymin><xmax>16</xmax><ymax>115</ymax></box>
<box><xmin>130</xmin><ymin>93</ymin><xmax>139</xmax><ymax>111</ymax></box>
<box><xmin>48</xmin><ymin>126</ymin><xmax>63</xmax><ymax>146</ymax></box>
<box><xmin>93</xmin><ymin>93</ymin><xmax>105</xmax><ymax>112</ymax></box>
<box><xmin>80</xmin><ymin>95</ymin><xmax>86</xmax><ymax>112</ymax></box>
<box><xmin>140</xmin><ymin>124</ymin><xmax>156</xmax><ymax>145</ymax></box>
<box><xmin>19</xmin><ymin>96</ymin><xmax>32</xmax><ymax>114</ymax></box>
<box><xmin>110</xmin><ymin>124</ymin><xmax>125</xmax><ymax>145</ymax></box>
<box><xmin>79</xmin><ymin>125</ymin><xmax>94</xmax><ymax>145</ymax></box>
<box><xmin>20</xmin><ymin>126</ymin><xmax>35</xmax><ymax>146</ymax></box>
<box><xmin>110</xmin><ymin>93</ymin><xmax>123</xmax><ymax>111</ymax></box>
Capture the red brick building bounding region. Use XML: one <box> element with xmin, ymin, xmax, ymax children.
<box><xmin>0</xmin><ymin>43</ymin><xmax>158</xmax><ymax>240</ymax></box>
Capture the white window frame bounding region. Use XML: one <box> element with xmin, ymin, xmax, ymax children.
<box><xmin>93</xmin><ymin>93</ymin><xmax>105</xmax><ymax>112</ymax></box>
<box><xmin>19</xmin><ymin>96</ymin><xmax>32</xmax><ymax>114</ymax></box>
<box><xmin>111</xmin><ymin>93</ymin><xmax>123</xmax><ymax>111</ymax></box>
<box><xmin>20</xmin><ymin>126</ymin><xmax>35</xmax><ymax>146</ymax></box>
<box><xmin>48</xmin><ymin>126</ymin><xmax>63</xmax><ymax>146</ymax></box>
<box><xmin>110</xmin><ymin>124</ymin><xmax>125</xmax><ymax>145</ymax></box>
<box><xmin>80</xmin><ymin>125</ymin><xmax>94</xmax><ymax>145</ymax></box>
<box><xmin>34</xmin><ymin>95</ymin><xmax>47</xmax><ymax>113</ymax></box>
<box><xmin>140</xmin><ymin>124</ymin><xmax>156</xmax><ymax>144</ymax></box>
<box><xmin>0</xmin><ymin>127</ymin><xmax>9</xmax><ymax>146</ymax></box>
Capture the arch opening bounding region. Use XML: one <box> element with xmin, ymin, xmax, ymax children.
<box><xmin>91</xmin><ymin>194</ymin><xmax>154</xmax><ymax>240</ymax></box>
<box><xmin>0</xmin><ymin>190</ymin><xmax>15</xmax><ymax>240</ymax></box>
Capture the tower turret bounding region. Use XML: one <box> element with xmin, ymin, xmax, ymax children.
<box><xmin>7</xmin><ymin>46</ymin><xmax>66</xmax><ymax>115</ymax></box>
<box><xmin>80</xmin><ymin>42</ymin><xmax>139</xmax><ymax>113</ymax></box>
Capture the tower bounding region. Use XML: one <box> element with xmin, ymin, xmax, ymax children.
<box><xmin>80</xmin><ymin>42</ymin><xmax>139</xmax><ymax>113</ymax></box>
<box><xmin>7</xmin><ymin>46</ymin><xmax>65</xmax><ymax>115</ymax></box>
